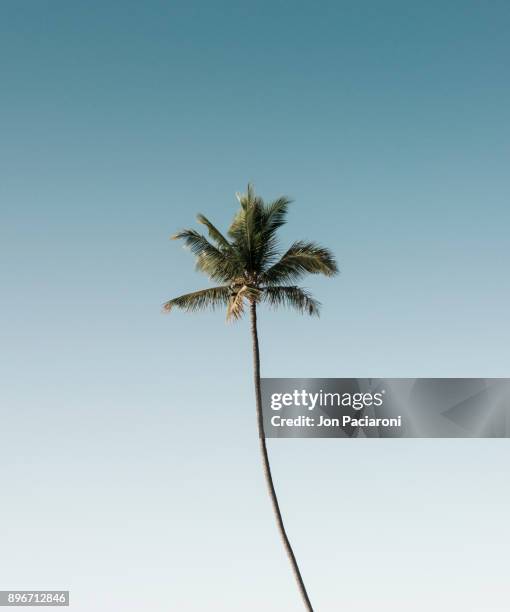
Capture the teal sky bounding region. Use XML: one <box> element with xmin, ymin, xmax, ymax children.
<box><xmin>1</xmin><ymin>2</ymin><xmax>510</xmax><ymax>611</ymax></box>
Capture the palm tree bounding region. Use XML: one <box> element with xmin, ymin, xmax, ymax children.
<box><xmin>164</xmin><ymin>184</ymin><xmax>338</xmax><ymax>611</ymax></box>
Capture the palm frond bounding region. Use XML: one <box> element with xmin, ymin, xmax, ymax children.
<box><xmin>196</xmin><ymin>214</ymin><xmax>231</xmax><ymax>249</ymax></box>
<box><xmin>172</xmin><ymin>229</ymin><xmax>239</xmax><ymax>282</ymax></box>
<box><xmin>229</xmin><ymin>186</ymin><xmax>259</xmax><ymax>234</ymax></box>
<box><xmin>235</xmin><ymin>183</ymin><xmax>258</xmax><ymax>209</ymax></box>
<box><xmin>228</xmin><ymin>185</ymin><xmax>264</xmax><ymax>274</ymax></box>
<box><xmin>261</xmin><ymin>196</ymin><xmax>291</xmax><ymax>237</ymax></box>
<box><xmin>226</xmin><ymin>287</ymin><xmax>246</xmax><ymax>321</ymax></box>
<box><xmin>229</xmin><ymin>185</ymin><xmax>287</xmax><ymax>275</ymax></box>
<box><xmin>171</xmin><ymin>228</ymin><xmax>217</xmax><ymax>254</ymax></box>
<box><xmin>163</xmin><ymin>286</ymin><xmax>230</xmax><ymax>313</ymax></box>
<box><xmin>263</xmin><ymin>286</ymin><xmax>321</xmax><ymax>317</ymax></box>
<box><xmin>226</xmin><ymin>284</ymin><xmax>263</xmax><ymax>321</ymax></box>
<box><xmin>261</xmin><ymin>241</ymin><xmax>338</xmax><ymax>284</ymax></box>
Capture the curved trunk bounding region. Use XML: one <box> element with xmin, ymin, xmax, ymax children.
<box><xmin>249</xmin><ymin>301</ymin><xmax>314</xmax><ymax>611</ymax></box>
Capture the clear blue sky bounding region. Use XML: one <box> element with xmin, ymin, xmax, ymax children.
<box><xmin>1</xmin><ymin>2</ymin><xmax>509</xmax><ymax>610</ymax></box>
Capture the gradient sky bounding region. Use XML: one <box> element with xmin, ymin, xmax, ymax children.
<box><xmin>1</xmin><ymin>2</ymin><xmax>510</xmax><ymax>610</ymax></box>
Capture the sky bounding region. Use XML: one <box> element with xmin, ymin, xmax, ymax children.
<box><xmin>1</xmin><ymin>1</ymin><xmax>510</xmax><ymax>610</ymax></box>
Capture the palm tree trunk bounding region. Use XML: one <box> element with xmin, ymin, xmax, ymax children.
<box><xmin>249</xmin><ymin>301</ymin><xmax>314</xmax><ymax>611</ymax></box>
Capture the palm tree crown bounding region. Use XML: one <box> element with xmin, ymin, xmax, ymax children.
<box><xmin>164</xmin><ymin>184</ymin><xmax>338</xmax><ymax>319</ymax></box>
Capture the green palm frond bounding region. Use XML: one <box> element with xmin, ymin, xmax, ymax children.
<box><xmin>261</xmin><ymin>196</ymin><xmax>291</xmax><ymax>238</ymax></box>
<box><xmin>196</xmin><ymin>214</ymin><xmax>231</xmax><ymax>249</ymax></box>
<box><xmin>228</xmin><ymin>186</ymin><xmax>286</xmax><ymax>274</ymax></box>
<box><xmin>229</xmin><ymin>184</ymin><xmax>263</xmax><ymax>239</ymax></box>
<box><xmin>235</xmin><ymin>183</ymin><xmax>260</xmax><ymax>210</ymax></box>
<box><xmin>171</xmin><ymin>228</ymin><xmax>218</xmax><ymax>255</ymax></box>
<box><xmin>163</xmin><ymin>286</ymin><xmax>230</xmax><ymax>313</ymax></box>
<box><xmin>263</xmin><ymin>286</ymin><xmax>321</xmax><ymax>317</ymax></box>
<box><xmin>172</xmin><ymin>229</ymin><xmax>239</xmax><ymax>282</ymax></box>
<box><xmin>261</xmin><ymin>241</ymin><xmax>338</xmax><ymax>285</ymax></box>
